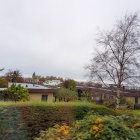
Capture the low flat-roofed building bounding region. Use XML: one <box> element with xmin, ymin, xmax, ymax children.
<box><xmin>78</xmin><ymin>86</ymin><xmax>140</xmax><ymax>105</ymax></box>
<box><xmin>0</xmin><ymin>82</ymin><xmax>56</xmax><ymax>102</ymax></box>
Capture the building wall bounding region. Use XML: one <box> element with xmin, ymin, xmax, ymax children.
<box><xmin>125</xmin><ymin>97</ymin><xmax>135</xmax><ymax>104</ymax></box>
<box><xmin>47</xmin><ymin>93</ymin><xmax>54</xmax><ymax>102</ymax></box>
<box><xmin>89</xmin><ymin>90</ymin><xmax>140</xmax><ymax>105</ymax></box>
<box><xmin>30</xmin><ymin>93</ymin><xmax>42</xmax><ymax>101</ymax></box>
<box><xmin>29</xmin><ymin>93</ymin><xmax>53</xmax><ymax>102</ymax></box>
<box><xmin>138</xmin><ymin>97</ymin><xmax>140</xmax><ymax>104</ymax></box>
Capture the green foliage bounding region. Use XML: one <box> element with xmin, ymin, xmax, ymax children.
<box><xmin>63</xmin><ymin>79</ymin><xmax>77</xmax><ymax>91</ymax></box>
<box><xmin>36</xmin><ymin>114</ymin><xmax>140</xmax><ymax>140</ymax></box>
<box><xmin>80</xmin><ymin>91</ymin><xmax>91</xmax><ymax>101</ymax></box>
<box><xmin>73</xmin><ymin>104</ymin><xmax>118</xmax><ymax>120</ymax></box>
<box><xmin>0</xmin><ymin>101</ymin><xmax>139</xmax><ymax>140</ymax></box>
<box><xmin>127</xmin><ymin>101</ymin><xmax>135</xmax><ymax>109</ymax></box>
<box><xmin>118</xmin><ymin>113</ymin><xmax>140</xmax><ymax>134</ymax></box>
<box><xmin>103</xmin><ymin>101</ymin><xmax>116</xmax><ymax>109</ymax></box>
<box><xmin>134</xmin><ymin>110</ymin><xmax>140</xmax><ymax>115</ymax></box>
<box><xmin>72</xmin><ymin>114</ymin><xmax>139</xmax><ymax>140</ymax></box>
<box><xmin>103</xmin><ymin>98</ymin><xmax>134</xmax><ymax>110</ymax></box>
<box><xmin>0</xmin><ymin>78</ymin><xmax>8</xmax><ymax>88</ymax></box>
<box><xmin>120</xmin><ymin>97</ymin><xmax>134</xmax><ymax>109</ymax></box>
<box><xmin>0</xmin><ymin>105</ymin><xmax>29</xmax><ymax>140</ymax></box>
<box><xmin>34</xmin><ymin>124</ymin><xmax>73</xmax><ymax>140</ymax></box>
<box><xmin>0</xmin><ymin>101</ymin><xmax>118</xmax><ymax>139</ymax></box>
<box><xmin>0</xmin><ymin>84</ymin><xmax>29</xmax><ymax>102</ymax></box>
<box><xmin>57</xmin><ymin>88</ymin><xmax>78</xmax><ymax>102</ymax></box>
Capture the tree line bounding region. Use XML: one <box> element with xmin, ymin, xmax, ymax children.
<box><xmin>0</xmin><ymin>70</ymin><xmax>64</xmax><ymax>85</ymax></box>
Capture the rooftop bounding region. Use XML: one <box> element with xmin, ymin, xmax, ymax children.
<box><xmin>8</xmin><ymin>82</ymin><xmax>51</xmax><ymax>89</ymax></box>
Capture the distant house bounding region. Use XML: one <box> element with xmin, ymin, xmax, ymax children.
<box><xmin>23</xmin><ymin>78</ymin><xmax>34</xmax><ymax>83</ymax></box>
<box><xmin>0</xmin><ymin>82</ymin><xmax>56</xmax><ymax>102</ymax></box>
<box><xmin>23</xmin><ymin>77</ymin><xmax>39</xmax><ymax>84</ymax></box>
<box><xmin>43</xmin><ymin>80</ymin><xmax>61</xmax><ymax>86</ymax></box>
<box><xmin>123</xmin><ymin>85</ymin><xmax>140</xmax><ymax>90</ymax></box>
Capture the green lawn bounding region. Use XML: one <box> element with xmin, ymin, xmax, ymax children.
<box><xmin>133</xmin><ymin>110</ymin><xmax>140</xmax><ymax>115</ymax></box>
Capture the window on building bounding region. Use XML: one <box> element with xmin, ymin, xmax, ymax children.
<box><xmin>41</xmin><ymin>95</ymin><xmax>48</xmax><ymax>101</ymax></box>
<box><xmin>135</xmin><ymin>97</ymin><xmax>138</xmax><ymax>104</ymax></box>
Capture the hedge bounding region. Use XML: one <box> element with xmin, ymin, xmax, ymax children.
<box><xmin>35</xmin><ymin>114</ymin><xmax>140</xmax><ymax>140</ymax></box>
<box><xmin>0</xmin><ymin>102</ymin><xmax>118</xmax><ymax>139</ymax></box>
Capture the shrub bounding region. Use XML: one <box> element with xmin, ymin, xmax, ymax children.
<box><xmin>127</xmin><ymin>100</ymin><xmax>134</xmax><ymax>109</ymax></box>
<box><xmin>120</xmin><ymin>97</ymin><xmax>134</xmax><ymax>109</ymax></box>
<box><xmin>34</xmin><ymin>124</ymin><xmax>73</xmax><ymax>140</ymax></box>
<box><xmin>103</xmin><ymin>101</ymin><xmax>116</xmax><ymax>109</ymax></box>
<box><xmin>0</xmin><ymin>84</ymin><xmax>29</xmax><ymax>102</ymax></box>
<box><xmin>0</xmin><ymin>78</ymin><xmax>8</xmax><ymax>88</ymax></box>
<box><xmin>63</xmin><ymin>79</ymin><xmax>77</xmax><ymax>91</ymax></box>
<box><xmin>73</xmin><ymin>104</ymin><xmax>118</xmax><ymax>120</ymax></box>
<box><xmin>57</xmin><ymin>88</ymin><xmax>78</xmax><ymax>102</ymax></box>
<box><xmin>119</xmin><ymin>113</ymin><xmax>140</xmax><ymax>134</ymax></box>
<box><xmin>103</xmin><ymin>98</ymin><xmax>134</xmax><ymax>110</ymax></box>
<box><xmin>35</xmin><ymin>114</ymin><xmax>140</xmax><ymax>140</ymax></box>
<box><xmin>0</xmin><ymin>102</ymin><xmax>118</xmax><ymax>139</ymax></box>
<box><xmin>72</xmin><ymin>114</ymin><xmax>139</xmax><ymax>140</ymax></box>
<box><xmin>15</xmin><ymin>102</ymin><xmax>117</xmax><ymax>139</ymax></box>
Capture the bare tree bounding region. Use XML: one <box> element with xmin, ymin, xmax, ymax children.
<box><xmin>87</xmin><ymin>13</ymin><xmax>140</xmax><ymax>109</ymax></box>
<box><xmin>5</xmin><ymin>70</ymin><xmax>23</xmax><ymax>83</ymax></box>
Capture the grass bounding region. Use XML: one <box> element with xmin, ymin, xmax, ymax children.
<box><xmin>133</xmin><ymin>110</ymin><xmax>140</xmax><ymax>115</ymax></box>
<box><xmin>0</xmin><ymin>100</ymin><xmax>113</xmax><ymax>108</ymax></box>
<box><xmin>0</xmin><ymin>101</ymin><xmax>118</xmax><ymax>118</ymax></box>
<box><xmin>0</xmin><ymin>100</ymin><xmax>91</xmax><ymax>106</ymax></box>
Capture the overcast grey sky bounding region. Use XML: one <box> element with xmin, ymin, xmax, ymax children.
<box><xmin>0</xmin><ymin>0</ymin><xmax>140</xmax><ymax>81</ymax></box>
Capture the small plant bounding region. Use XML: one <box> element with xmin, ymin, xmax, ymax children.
<box><xmin>103</xmin><ymin>101</ymin><xmax>116</xmax><ymax>109</ymax></box>
<box><xmin>34</xmin><ymin>124</ymin><xmax>73</xmax><ymax>140</ymax></box>
<box><xmin>120</xmin><ymin>97</ymin><xmax>134</xmax><ymax>109</ymax></box>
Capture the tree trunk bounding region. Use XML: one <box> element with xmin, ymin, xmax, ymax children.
<box><xmin>116</xmin><ymin>87</ymin><xmax>121</xmax><ymax>109</ymax></box>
